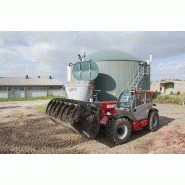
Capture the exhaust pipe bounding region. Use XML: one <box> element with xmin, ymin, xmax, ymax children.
<box><xmin>147</xmin><ymin>53</ymin><xmax>153</xmax><ymax>65</ymax></box>
<box><xmin>67</xmin><ymin>63</ymin><xmax>73</xmax><ymax>82</ymax></box>
<box><xmin>150</xmin><ymin>53</ymin><xmax>153</xmax><ymax>63</ymax></box>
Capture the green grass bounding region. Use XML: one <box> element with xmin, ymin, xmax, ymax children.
<box><xmin>0</xmin><ymin>95</ymin><xmax>67</xmax><ymax>102</ymax></box>
<box><xmin>177</xmin><ymin>93</ymin><xmax>185</xmax><ymax>97</ymax></box>
<box><xmin>35</xmin><ymin>105</ymin><xmax>47</xmax><ymax>113</ymax></box>
<box><xmin>154</xmin><ymin>94</ymin><xmax>185</xmax><ymax>105</ymax></box>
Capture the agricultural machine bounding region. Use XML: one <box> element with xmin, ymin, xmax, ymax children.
<box><xmin>46</xmin><ymin>53</ymin><xmax>160</xmax><ymax>145</ymax></box>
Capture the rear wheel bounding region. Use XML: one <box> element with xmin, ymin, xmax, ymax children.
<box><xmin>146</xmin><ymin>110</ymin><xmax>160</xmax><ymax>132</ymax></box>
<box><xmin>108</xmin><ymin>118</ymin><xmax>131</xmax><ymax>145</ymax></box>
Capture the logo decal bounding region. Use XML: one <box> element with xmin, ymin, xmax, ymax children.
<box><xmin>69</xmin><ymin>88</ymin><xmax>77</xmax><ymax>92</ymax></box>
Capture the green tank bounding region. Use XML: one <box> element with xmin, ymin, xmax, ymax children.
<box><xmin>72</xmin><ymin>50</ymin><xmax>150</xmax><ymax>101</ymax></box>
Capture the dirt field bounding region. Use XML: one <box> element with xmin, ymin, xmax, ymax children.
<box><xmin>0</xmin><ymin>100</ymin><xmax>185</xmax><ymax>154</ymax></box>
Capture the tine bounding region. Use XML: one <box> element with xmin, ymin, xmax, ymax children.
<box><xmin>46</xmin><ymin>98</ymin><xmax>64</xmax><ymax>112</ymax></box>
<box><xmin>67</xmin><ymin>109</ymin><xmax>75</xmax><ymax>124</ymax></box>
<box><xmin>53</xmin><ymin>101</ymin><xmax>63</xmax><ymax>117</ymax></box>
<box><xmin>65</xmin><ymin>103</ymin><xmax>76</xmax><ymax>123</ymax></box>
<box><xmin>48</xmin><ymin>100</ymin><xmax>57</xmax><ymax>116</ymax></box>
<box><xmin>62</xmin><ymin>105</ymin><xmax>71</xmax><ymax>123</ymax></box>
<box><xmin>55</xmin><ymin>100</ymin><xmax>65</xmax><ymax>118</ymax></box>
<box><xmin>71</xmin><ymin>105</ymin><xmax>81</xmax><ymax>120</ymax></box>
<box><xmin>59</xmin><ymin>103</ymin><xmax>70</xmax><ymax>122</ymax></box>
<box><xmin>46</xmin><ymin>99</ymin><xmax>55</xmax><ymax>114</ymax></box>
<box><xmin>50</xmin><ymin>101</ymin><xmax>61</xmax><ymax>116</ymax></box>
<box><xmin>62</xmin><ymin>99</ymin><xmax>76</xmax><ymax>122</ymax></box>
<box><xmin>71</xmin><ymin>105</ymin><xmax>81</xmax><ymax>123</ymax></box>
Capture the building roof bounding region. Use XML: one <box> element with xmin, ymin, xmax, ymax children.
<box><xmin>0</xmin><ymin>77</ymin><xmax>63</xmax><ymax>86</ymax></box>
<box><xmin>160</xmin><ymin>81</ymin><xmax>175</xmax><ymax>84</ymax></box>
<box><xmin>85</xmin><ymin>50</ymin><xmax>144</xmax><ymax>62</ymax></box>
<box><xmin>151</xmin><ymin>80</ymin><xmax>185</xmax><ymax>85</ymax></box>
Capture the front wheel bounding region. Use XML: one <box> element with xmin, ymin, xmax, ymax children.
<box><xmin>108</xmin><ymin>118</ymin><xmax>131</xmax><ymax>145</ymax></box>
<box><xmin>146</xmin><ymin>110</ymin><xmax>160</xmax><ymax>132</ymax></box>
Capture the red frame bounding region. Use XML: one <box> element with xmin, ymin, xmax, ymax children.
<box><xmin>135</xmin><ymin>90</ymin><xmax>155</xmax><ymax>96</ymax></box>
<box><xmin>100</xmin><ymin>101</ymin><xmax>118</xmax><ymax>125</ymax></box>
<box><xmin>130</xmin><ymin>119</ymin><xmax>148</xmax><ymax>131</ymax></box>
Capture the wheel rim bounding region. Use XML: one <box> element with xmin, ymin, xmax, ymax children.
<box><xmin>117</xmin><ymin>125</ymin><xmax>128</xmax><ymax>140</ymax></box>
<box><xmin>153</xmin><ymin>116</ymin><xmax>158</xmax><ymax>127</ymax></box>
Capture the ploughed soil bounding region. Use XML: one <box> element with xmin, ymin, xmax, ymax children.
<box><xmin>0</xmin><ymin>100</ymin><xmax>185</xmax><ymax>154</ymax></box>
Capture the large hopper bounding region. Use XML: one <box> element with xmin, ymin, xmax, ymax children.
<box><xmin>65</xmin><ymin>60</ymin><xmax>99</xmax><ymax>102</ymax></box>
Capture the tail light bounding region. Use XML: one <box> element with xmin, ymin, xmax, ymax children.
<box><xmin>107</xmin><ymin>112</ymin><xmax>111</xmax><ymax>116</ymax></box>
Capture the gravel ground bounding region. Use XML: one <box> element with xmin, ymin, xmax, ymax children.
<box><xmin>0</xmin><ymin>100</ymin><xmax>184</xmax><ymax>154</ymax></box>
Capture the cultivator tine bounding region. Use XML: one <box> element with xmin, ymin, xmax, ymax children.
<box><xmin>67</xmin><ymin>108</ymin><xmax>75</xmax><ymax>124</ymax></box>
<box><xmin>65</xmin><ymin>102</ymin><xmax>76</xmax><ymax>123</ymax></box>
<box><xmin>46</xmin><ymin>99</ymin><xmax>56</xmax><ymax>115</ymax></box>
<box><xmin>51</xmin><ymin>101</ymin><xmax>61</xmax><ymax>117</ymax></box>
<box><xmin>58</xmin><ymin>99</ymin><xmax>72</xmax><ymax>122</ymax></box>
<box><xmin>54</xmin><ymin>101</ymin><xmax>65</xmax><ymax>118</ymax></box>
<box><xmin>70</xmin><ymin>104</ymin><xmax>81</xmax><ymax>123</ymax></box>
<box><xmin>61</xmin><ymin>104</ymin><xmax>71</xmax><ymax>122</ymax></box>
<box><xmin>49</xmin><ymin>100</ymin><xmax>60</xmax><ymax>116</ymax></box>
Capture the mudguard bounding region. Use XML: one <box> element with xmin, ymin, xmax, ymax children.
<box><xmin>148</xmin><ymin>107</ymin><xmax>159</xmax><ymax>119</ymax></box>
<box><xmin>149</xmin><ymin>107</ymin><xmax>159</xmax><ymax>113</ymax></box>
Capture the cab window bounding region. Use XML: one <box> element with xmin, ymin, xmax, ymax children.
<box><xmin>146</xmin><ymin>93</ymin><xmax>152</xmax><ymax>103</ymax></box>
<box><xmin>117</xmin><ymin>91</ymin><xmax>133</xmax><ymax>108</ymax></box>
<box><xmin>136</xmin><ymin>93</ymin><xmax>145</xmax><ymax>107</ymax></box>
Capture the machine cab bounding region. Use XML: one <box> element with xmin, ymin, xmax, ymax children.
<box><xmin>116</xmin><ymin>90</ymin><xmax>154</xmax><ymax>121</ymax></box>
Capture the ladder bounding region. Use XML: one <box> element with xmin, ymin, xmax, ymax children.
<box><xmin>122</xmin><ymin>64</ymin><xmax>150</xmax><ymax>91</ymax></box>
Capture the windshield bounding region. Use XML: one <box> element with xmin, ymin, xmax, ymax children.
<box><xmin>117</xmin><ymin>91</ymin><xmax>133</xmax><ymax>108</ymax></box>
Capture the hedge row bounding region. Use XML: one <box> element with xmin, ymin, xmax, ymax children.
<box><xmin>154</xmin><ymin>94</ymin><xmax>185</xmax><ymax>105</ymax></box>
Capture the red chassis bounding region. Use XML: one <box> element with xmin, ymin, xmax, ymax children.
<box><xmin>99</xmin><ymin>101</ymin><xmax>148</xmax><ymax>132</ymax></box>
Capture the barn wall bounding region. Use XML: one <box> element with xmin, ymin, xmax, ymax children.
<box><xmin>14</xmin><ymin>91</ymin><xmax>25</xmax><ymax>98</ymax></box>
<box><xmin>0</xmin><ymin>85</ymin><xmax>66</xmax><ymax>98</ymax></box>
<box><xmin>174</xmin><ymin>81</ymin><xmax>185</xmax><ymax>93</ymax></box>
<box><xmin>26</xmin><ymin>90</ymin><xmax>47</xmax><ymax>97</ymax></box>
<box><xmin>0</xmin><ymin>91</ymin><xmax>8</xmax><ymax>98</ymax></box>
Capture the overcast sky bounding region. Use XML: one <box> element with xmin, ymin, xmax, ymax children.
<box><xmin>0</xmin><ymin>31</ymin><xmax>185</xmax><ymax>82</ymax></box>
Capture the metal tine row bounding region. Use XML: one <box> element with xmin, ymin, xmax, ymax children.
<box><xmin>46</xmin><ymin>98</ymin><xmax>84</xmax><ymax>125</ymax></box>
<box><xmin>46</xmin><ymin>98</ymin><xmax>101</xmax><ymax>140</ymax></box>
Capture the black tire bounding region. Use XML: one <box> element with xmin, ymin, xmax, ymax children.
<box><xmin>108</xmin><ymin>118</ymin><xmax>131</xmax><ymax>145</ymax></box>
<box><xmin>146</xmin><ymin>110</ymin><xmax>160</xmax><ymax>132</ymax></box>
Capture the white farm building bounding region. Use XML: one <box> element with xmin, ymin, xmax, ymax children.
<box><xmin>0</xmin><ymin>75</ymin><xmax>66</xmax><ymax>99</ymax></box>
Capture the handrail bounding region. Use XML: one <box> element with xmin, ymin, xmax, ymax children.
<box><xmin>119</xmin><ymin>65</ymin><xmax>146</xmax><ymax>97</ymax></box>
<box><xmin>124</xmin><ymin>67</ymin><xmax>140</xmax><ymax>90</ymax></box>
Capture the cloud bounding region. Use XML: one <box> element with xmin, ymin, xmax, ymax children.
<box><xmin>0</xmin><ymin>47</ymin><xmax>17</xmax><ymax>55</ymax></box>
<box><xmin>151</xmin><ymin>58</ymin><xmax>185</xmax><ymax>81</ymax></box>
<box><xmin>113</xmin><ymin>31</ymin><xmax>185</xmax><ymax>60</ymax></box>
<box><xmin>0</xmin><ymin>31</ymin><xmax>185</xmax><ymax>81</ymax></box>
<box><xmin>4</xmin><ymin>39</ymin><xmax>29</xmax><ymax>46</ymax></box>
<box><xmin>0</xmin><ymin>33</ymin><xmax>3</xmax><ymax>46</ymax></box>
<box><xmin>154</xmin><ymin>60</ymin><xmax>185</xmax><ymax>71</ymax></box>
<box><xmin>0</xmin><ymin>41</ymin><xmax>60</xmax><ymax>77</ymax></box>
<box><xmin>31</xmin><ymin>42</ymin><xmax>55</xmax><ymax>51</ymax></box>
<box><xmin>34</xmin><ymin>62</ymin><xmax>52</xmax><ymax>74</ymax></box>
<box><xmin>73</xmin><ymin>37</ymin><xmax>111</xmax><ymax>50</ymax></box>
